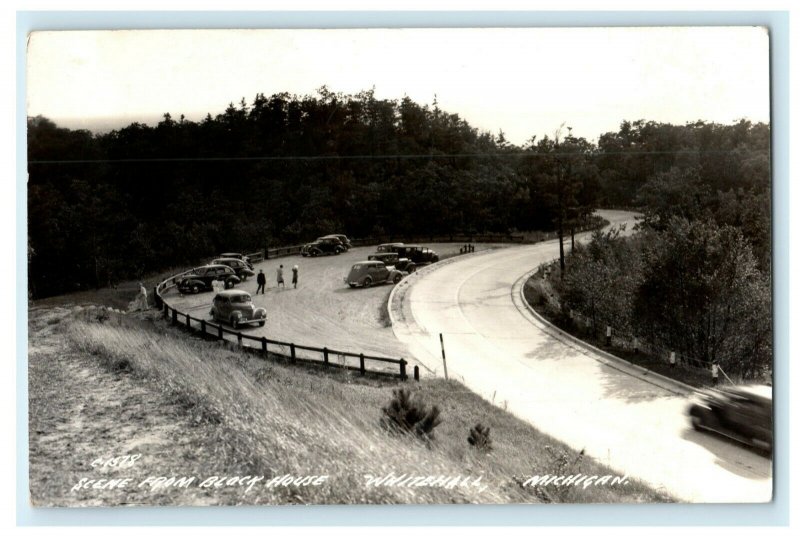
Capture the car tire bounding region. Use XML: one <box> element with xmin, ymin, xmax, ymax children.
<box><xmin>310</xmin><ymin>250</ymin><xmax>319</xmax><ymax>257</ymax></box>
<box><xmin>363</xmin><ymin>276</ymin><xmax>373</xmax><ymax>288</ymax></box>
<box><xmin>259</xmin><ymin>321</ymin><xmax>266</xmax><ymax>327</ymax></box>
<box><xmin>393</xmin><ymin>274</ymin><xmax>402</xmax><ymax>284</ymax></box>
<box><xmin>231</xmin><ymin>316</ymin><xmax>239</xmax><ymax>330</ymax></box>
<box><xmin>408</xmin><ymin>265</ymin><xmax>416</xmax><ymax>273</ymax></box>
<box><xmin>224</xmin><ymin>280</ymin><xmax>233</xmax><ymax>289</ymax></box>
<box><xmin>348</xmin><ymin>283</ymin><xmax>356</xmax><ymax>288</ymax></box>
<box><xmin>691</xmin><ymin>415</ymin><xmax>704</xmax><ymax>431</ymax></box>
<box><xmin>191</xmin><ymin>284</ymin><xmax>200</xmax><ymax>294</ymax></box>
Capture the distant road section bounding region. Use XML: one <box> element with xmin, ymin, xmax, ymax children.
<box><xmin>390</xmin><ymin>210</ymin><xmax>772</xmax><ymax>503</ymax></box>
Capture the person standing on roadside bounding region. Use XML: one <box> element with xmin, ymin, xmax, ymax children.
<box><xmin>292</xmin><ymin>265</ymin><xmax>299</xmax><ymax>289</ymax></box>
<box><xmin>277</xmin><ymin>264</ymin><xmax>285</xmax><ymax>288</ymax></box>
<box><xmin>137</xmin><ymin>282</ymin><xmax>148</xmax><ymax>310</ymax></box>
<box><xmin>256</xmin><ymin>269</ymin><xmax>266</xmax><ymax>294</ymax></box>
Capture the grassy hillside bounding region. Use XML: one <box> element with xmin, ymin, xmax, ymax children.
<box><xmin>29</xmin><ymin>306</ymin><xmax>672</xmax><ymax>505</ymax></box>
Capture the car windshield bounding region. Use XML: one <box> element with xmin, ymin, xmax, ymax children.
<box><xmin>230</xmin><ymin>295</ymin><xmax>251</xmax><ymax>304</ymax></box>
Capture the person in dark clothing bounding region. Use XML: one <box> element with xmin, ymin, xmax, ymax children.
<box><xmin>256</xmin><ymin>269</ymin><xmax>266</xmax><ymax>294</ymax></box>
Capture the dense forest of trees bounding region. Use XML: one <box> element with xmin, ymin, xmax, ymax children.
<box><xmin>28</xmin><ymin>88</ymin><xmax>770</xmax><ymax>302</ymax></box>
<box><xmin>555</xmin><ymin>119</ymin><xmax>771</xmax><ymax>378</ymax></box>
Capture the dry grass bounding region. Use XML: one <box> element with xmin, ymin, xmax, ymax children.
<box><xmin>27</xmin><ymin>306</ymin><xmax>675</xmax><ymax>505</ymax></box>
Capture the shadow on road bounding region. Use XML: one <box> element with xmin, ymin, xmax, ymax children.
<box><xmin>680</xmin><ymin>428</ymin><xmax>772</xmax><ymax>478</ymax></box>
<box><xmin>522</xmin><ymin>335</ymin><xmax>669</xmax><ymax>403</ymax></box>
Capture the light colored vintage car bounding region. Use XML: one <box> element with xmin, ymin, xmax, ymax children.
<box><xmin>344</xmin><ymin>260</ymin><xmax>405</xmax><ymax>288</ymax></box>
<box><xmin>209</xmin><ymin>289</ymin><xmax>267</xmax><ymax>329</ymax></box>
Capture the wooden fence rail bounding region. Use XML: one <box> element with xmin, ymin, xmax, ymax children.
<box><xmin>154</xmin><ymin>278</ymin><xmax>408</xmax><ymax>379</ymax></box>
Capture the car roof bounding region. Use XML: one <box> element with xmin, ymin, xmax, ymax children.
<box><xmin>200</xmin><ymin>264</ymin><xmax>232</xmax><ymax>270</ymax></box>
<box><xmin>219</xmin><ymin>252</ymin><xmax>244</xmax><ymax>257</ymax></box>
<box><xmin>215</xmin><ymin>289</ymin><xmax>251</xmax><ymax>297</ymax></box>
<box><xmin>321</xmin><ymin>234</ymin><xmax>347</xmax><ymax>239</ymax></box>
<box><xmin>356</xmin><ymin>260</ymin><xmax>384</xmax><ymax>266</ymax></box>
<box><xmin>379</xmin><ymin>242</ymin><xmax>404</xmax><ymax>246</ymax></box>
<box><xmin>213</xmin><ymin>257</ymin><xmax>242</xmax><ymax>262</ymax></box>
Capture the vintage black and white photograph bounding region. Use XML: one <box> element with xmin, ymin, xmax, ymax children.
<box><xmin>26</xmin><ymin>26</ymin><xmax>772</xmax><ymax>506</ymax></box>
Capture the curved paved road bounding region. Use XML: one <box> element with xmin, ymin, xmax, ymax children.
<box><xmin>391</xmin><ymin>210</ymin><xmax>772</xmax><ymax>503</ymax></box>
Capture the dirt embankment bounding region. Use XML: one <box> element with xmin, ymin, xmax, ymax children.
<box><xmin>28</xmin><ymin>306</ymin><xmax>670</xmax><ymax>506</ymax></box>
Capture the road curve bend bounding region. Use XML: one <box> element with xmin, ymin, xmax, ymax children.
<box><xmin>390</xmin><ymin>210</ymin><xmax>772</xmax><ymax>503</ymax></box>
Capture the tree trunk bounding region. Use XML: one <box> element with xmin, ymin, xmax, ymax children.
<box><xmin>558</xmin><ymin>221</ymin><xmax>565</xmax><ymax>278</ymax></box>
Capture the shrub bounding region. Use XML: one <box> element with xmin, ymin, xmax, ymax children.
<box><xmin>380</xmin><ymin>388</ymin><xmax>442</xmax><ymax>442</ymax></box>
<box><xmin>467</xmin><ymin>423</ymin><xmax>493</xmax><ymax>453</ymax></box>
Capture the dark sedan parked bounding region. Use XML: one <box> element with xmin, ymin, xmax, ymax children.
<box><xmin>320</xmin><ymin>234</ymin><xmax>352</xmax><ymax>250</ymax></box>
<box><xmin>177</xmin><ymin>265</ymin><xmax>241</xmax><ymax>294</ymax></box>
<box><xmin>367</xmin><ymin>252</ymin><xmax>417</xmax><ymax>273</ymax></box>
<box><xmin>301</xmin><ymin>237</ymin><xmax>345</xmax><ymax>257</ymax></box>
<box><xmin>219</xmin><ymin>252</ymin><xmax>254</xmax><ymax>269</ymax></box>
<box><xmin>212</xmin><ymin>257</ymin><xmax>256</xmax><ymax>281</ymax></box>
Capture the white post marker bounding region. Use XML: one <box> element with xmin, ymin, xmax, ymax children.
<box><xmin>606</xmin><ymin>325</ymin><xmax>612</xmax><ymax>346</ymax></box>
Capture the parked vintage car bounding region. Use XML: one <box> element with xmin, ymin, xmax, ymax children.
<box><xmin>209</xmin><ymin>289</ymin><xmax>266</xmax><ymax>329</ymax></box>
<box><xmin>301</xmin><ymin>237</ymin><xmax>345</xmax><ymax>257</ymax></box>
<box><xmin>177</xmin><ymin>265</ymin><xmax>241</xmax><ymax>294</ymax></box>
<box><xmin>376</xmin><ymin>242</ymin><xmax>404</xmax><ymax>253</ymax></box>
<box><xmin>212</xmin><ymin>257</ymin><xmax>256</xmax><ymax>281</ymax></box>
<box><xmin>320</xmin><ymin>234</ymin><xmax>352</xmax><ymax>250</ymax></box>
<box><xmin>367</xmin><ymin>252</ymin><xmax>417</xmax><ymax>273</ymax></box>
<box><xmin>395</xmin><ymin>244</ymin><xmax>439</xmax><ymax>264</ymax></box>
<box><xmin>344</xmin><ymin>260</ymin><xmax>405</xmax><ymax>288</ymax></box>
<box><xmin>219</xmin><ymin>252</ymin><xmax>254</xmax><ymax>269</ymax></box>
<box><xmin>688</xmin><ymin>384</ymin><xmax>772</xmax><ymax>453</ymax></box>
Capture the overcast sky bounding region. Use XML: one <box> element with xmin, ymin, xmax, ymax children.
<box><xmin>26</xmin><ymin>27</ymin><xmax>769</xmax><ymax>145</ymax></box>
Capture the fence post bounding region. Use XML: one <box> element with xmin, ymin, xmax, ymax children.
<box><xmin>290</xmin><ymin>343</ymin><xmax>296</xmax><ymax>361</ymax></box>
<box><xmin>359</xmin><ymin>353</ymin><xmax>366</xmax><ymax>376</ymax></box>
<box><xmin>153</xmin><ymin>286</ymin><xmax>160</xmax><ymax>308</ymax></box>
<box><xmin>172</xmin><ymin>309</ymin><xmax>178</xmax><ymax>325</ymax></box>
<box><xmin>323</xmin><ymin>347</ymin><xmax>329</xmax><ymax>366</ymax></box>
<box><xmin>414</xmin><ymin>365</ymin><xmax>420</xmax><ymax>381</ymax></box>
<box><xmin>400</xmin><ymin>359</ymin><xmax>407</xmax><ymax>380</ymax></box>
<box><xmin>201</xmin><ymin>320</ymin><xmax>206</xmax><ymax>335</ymax></box>
<box><xmin>262</xmin><ymin>337</ymin><xmax>267</xmax><ymax>357</ymax></box>
<box><xmin>218</xmin><ymin>324</ymin><xmax>223</xmax><ymax>340</ymax></box>
<box><xmin>237</xmin><ymin>333</ymin><xmax>243</xmax><ymax>346</ymax></box>
<box><xmin>633</xmin><ymin>337</ymin><xmax>639</xmax><ymax>354</ymax></box>
<box><xmin>163</xmin><ymin>303</ymin><xmax>169</xmax><ymax>319</ymax></box>
<box><xmin>439</xmin><ymin>333</ymin><xmax>449</xmax><ymax>380</ymax></box>
<box><xmin>186</xmin><ymin>314</ymin><xmax>191</xmax><ymax>329</ymax></box>
<box><xmin>606</xmin><ymin>325</ymin><xmax>612</xmax><ymax>346</ymax></box>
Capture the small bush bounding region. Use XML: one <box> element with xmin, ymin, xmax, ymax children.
<box><xmin>467</xmin><ymin>423</ymin><xmax>493</xmax><ymax>452</ymax></box>
<box><xmin>380</xmin><ymin>388</ymin><xmax>442</xmax><ymax>442</ymax></box>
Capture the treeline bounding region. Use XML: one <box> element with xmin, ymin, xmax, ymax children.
<box><xmin>27</xmin><ymin>88</ymin><xmax>769</xmax><ymax>298</ymax></box>
<box><xmin>555</xmin><ymin>128</ymin><xmax>771</xmax><ymax>378</ymax></box>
